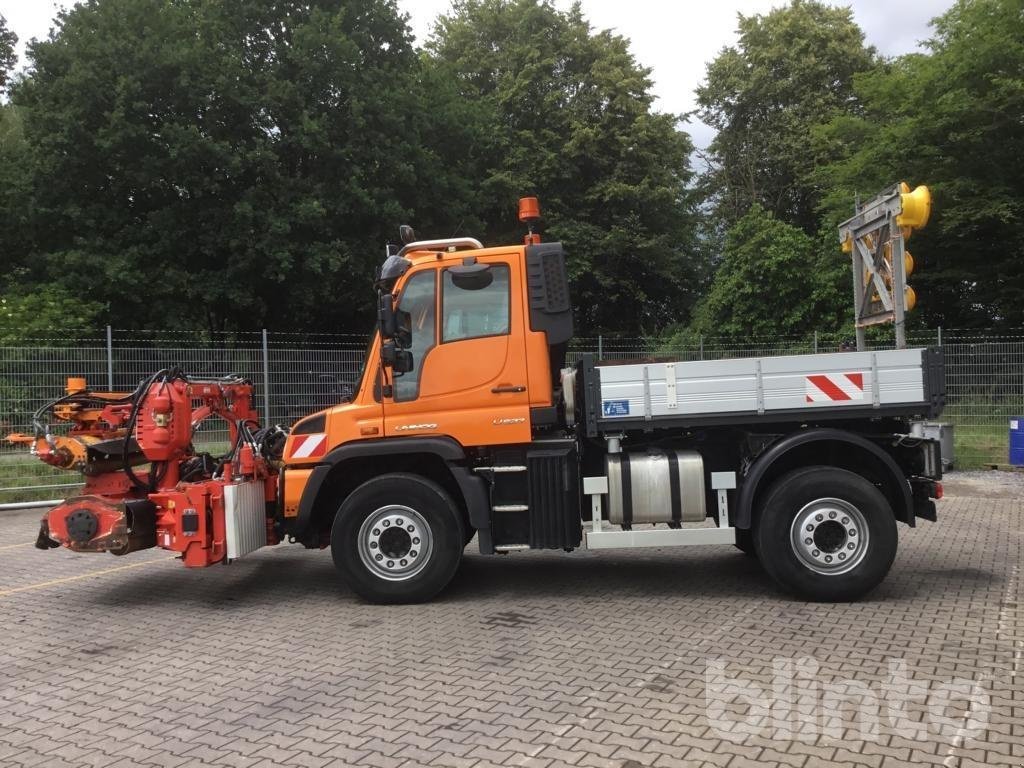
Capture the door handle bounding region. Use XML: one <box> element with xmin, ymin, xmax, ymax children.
<box><xmin>491</xmin><ymin>385</ymin><xmax>526</xmax><ymax>393</ymax></box>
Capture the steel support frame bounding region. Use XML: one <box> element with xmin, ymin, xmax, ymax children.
<box><xmin>838</xmin><ymin>185</ymin><xmax>909</xmax><ymax>350</ymax></box>
<box><xmin>581</xmin><ymin>473</ymin><xmax>738</xmax><ymax>550</ymax></box>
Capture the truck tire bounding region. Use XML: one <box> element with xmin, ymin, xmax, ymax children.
<box><xmin>753</xmin><ymin>466</ymin><xmax>897</xmax><ymax>602</ymax></box>
<box><xmin>331</xmin><ymin>473</ymin><xmax>464</xmax><ymax>604</ymax></box>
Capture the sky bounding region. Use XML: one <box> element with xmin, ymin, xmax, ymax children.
<box><xmin>2</xmin><ymin>0</ymin><xmax>955</xmax><ymax>148</ymax></box>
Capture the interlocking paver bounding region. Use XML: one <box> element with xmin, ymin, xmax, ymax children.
<box><xmin>0</xmin><ymin>482</ymin><xmax>1021</xmax><ymax>768</ymax></box>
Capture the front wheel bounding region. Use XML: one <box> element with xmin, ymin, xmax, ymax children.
<box><xmin>754</xmin><ymin>466</ymin><xmax>897</xmax><ymax>602</ymax></box>
<box><xmin>331</xmin><ymin>473</ymin><xmax>464</xmax><ymax>604</ymax></box>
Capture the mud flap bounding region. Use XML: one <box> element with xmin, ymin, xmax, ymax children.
<box><xmin>911</xmin><ymin>480</ymin><xmax>939</xmax><ymax>522</ymax></box>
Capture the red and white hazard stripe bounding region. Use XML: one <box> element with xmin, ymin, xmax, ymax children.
<box><xmin>805</xmin><ymin>372</ymin><xmax>865</xmax><ymax>403</ymax></box>
<box><xmin>291</xmin><ymin>433</ymin><xmax>327</xmax><ymax>459</ymax></box>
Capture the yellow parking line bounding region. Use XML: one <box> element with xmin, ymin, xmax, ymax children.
<box><xmin>0</xmin><ymin>542</ymin><xmax>33</xmax><ymax>550</ymax></box>
<box><xmin>0</xmin><ymin>556</ymin><xmax>177</xmax><ymax>597</ymax></box>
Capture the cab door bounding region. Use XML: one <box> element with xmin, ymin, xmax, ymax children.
<box><xmin>383</xmin><ymin>255</ymin><xmax>532</xmax><ymax>446</ymax></box>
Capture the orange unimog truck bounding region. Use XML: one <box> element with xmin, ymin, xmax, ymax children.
<box><xmin>277</xmin><ymin>198</ymin><xmax>944</xmax><ymax>603</ymax></box>
<box><xmin>21</xmin><ymin>199</ymin><xmax>945</xmax><ymax>604</ymax></box>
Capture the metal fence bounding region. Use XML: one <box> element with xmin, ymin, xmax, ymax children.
<box><xmin>0</xmin><ymin>329</ymin><xmax>368</xmax><ymax>501</ymax></box>
<box><xmin>1</xmin><ymin>327</ymin><xmax>1021</xmax><ymax>500</ymax></box>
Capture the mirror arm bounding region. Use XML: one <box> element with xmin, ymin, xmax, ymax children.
<box><xmin>376</xmin><ymin>288</ymin><xmax>394</xmax><ymax>397</ymax></box>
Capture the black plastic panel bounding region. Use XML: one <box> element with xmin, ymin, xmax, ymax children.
<box><xmin>922</xmin><ymin>346</ymin><xmax>946</xmax><ymax>418</ymax></box>
<box><xmin>527</xmin><ymin>440</ymin><xmax>581</xmax><ymax>550</ymax></box>
<box><xmin>525</xmin><ymin>243</ymin><xmax>573</xmax><ymax>344</ymax></box>
<box><xmin>292</xmin><ymin>413</ymin><xmax>325</xmax><ymax>435</ymax></box>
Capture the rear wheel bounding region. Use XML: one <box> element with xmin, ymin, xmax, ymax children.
<box><xmin>754</xmin><ymin>466</ymin><xmax>897</xmax><ymax>602</ymax></box>
<box><xmin>331</xmin><ymin>473</ymin><xmax>463</xmax><ymax>604</ymax></box>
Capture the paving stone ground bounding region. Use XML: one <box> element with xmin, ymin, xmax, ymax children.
<box><xmin>0</xmin><ymin>473</ymin><xmax>1021</xmax><ymax>768</ymax></box>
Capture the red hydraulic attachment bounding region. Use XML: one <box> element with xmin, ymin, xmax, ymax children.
<box><xmin>11</xmin><ymin>370</ymin><xmax>287</xmax><ymax>567</ymax></box>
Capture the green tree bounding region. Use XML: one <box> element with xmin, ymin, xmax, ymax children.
<box><xmin>0</xmin><ymin>104</ymin><xmax>30</xmax><ymax>275</ymax></box>
<box><xmin>818</xmin><ymin>0</ymin><xmax>1024</xmax><ymax>329</ymax></box>
<box><xmin>11</xmin><ymin>0</ymin><xmax>473</xmax><ymax>333</ymax></box>
<box><xmin>696</xmin><ymin>0</ymin><xmax>876</xmax><ymax>232</ymax></box>
<box><xmin>682</xmin><ymin>205</ymin><xmax>847</xmax><ymax>339</ymax></box>
<box><xmin>427</xmin><ymin>0</ymin><xmax>699</xmax><ymax>333</ymax></box>
<box><xmin>0</xmin><ymin>14</ymin><xmax>16</xmax><ymax>96</ymax></box>
<box><xmin>0</xmin><ymin>285</ymin><xmax>106</xmax><ymax>343</ymax></box>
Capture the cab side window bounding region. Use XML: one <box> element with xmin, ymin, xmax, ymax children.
<box><xmin>393</xmin><ymin>269</ymin><xmax>436</xmax><ymax>401</ymax></box>
<box><xmin>442</xmin><ymin>264</ymin><xmax>510</xmax><ymax>342</ymax></box>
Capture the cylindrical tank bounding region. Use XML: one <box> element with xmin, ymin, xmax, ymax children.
<box><xmin>560</xmin><ymin>368</ymin><xmax>577</xmax><ymax>427</ymax></box>
<box><xmin>1010</xmin><ymin>417</ymin><xmax>1024</xmax><ymax>467</ymax></box>
<box><xmin>605</xmin><ymin>449</ymin><xmax>706</xmax><ymax>525</ymax></box>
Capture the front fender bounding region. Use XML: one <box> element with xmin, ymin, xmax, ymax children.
<box><xmin>291</xmin><ymin>436</ymin><xmax>490</xmax><ymax>546</ymax></box>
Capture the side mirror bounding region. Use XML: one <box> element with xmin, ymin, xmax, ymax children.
<box><xmin>381</xmin><ymin>341</ymin><xmax>414</xmax><ymax>374</ymax></box>
<box><xmin>378</xmin><ymin>293</ymin><xmax>397</xmax><ymax>339</ymax></box>
<box><xmin>393</xmin><ymin>349</ymin><xmax>414</xmax><ymax>374</ymax></box>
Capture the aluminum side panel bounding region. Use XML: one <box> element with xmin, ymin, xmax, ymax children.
<box><xmin>596</xmin><ymin>348</ymin><xmax>927</xmax><ymax>420</ymax></box>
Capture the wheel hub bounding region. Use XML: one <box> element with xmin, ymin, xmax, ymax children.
<box><xmin>357</xmin><ymin>505</ymin><xmax>432</xmax><ymax>582</ymax></box>
<box><xmin>789</xmin><ymin>498</ymin><xmax>869</xmax><ymax>575</ymax></box>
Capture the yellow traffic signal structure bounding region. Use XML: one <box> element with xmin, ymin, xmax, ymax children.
<box><xmin>838</xmin><ymin>182</ymin><xmax>931</xmax><ymax>350</ymax></box>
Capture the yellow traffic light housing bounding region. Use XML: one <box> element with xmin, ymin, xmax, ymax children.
<box><xmin>881</xmin><ymin>242</ymin><xmax>914</xmax><ymax>279</ymax></box>
<box><xmin>897</xmin><ymin>182</ymin><xmax>931</xmax><ymax>234</ymax></box>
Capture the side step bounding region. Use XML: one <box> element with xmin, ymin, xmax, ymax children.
<box><xmin>482</xmin><ymin>441</ymin><xmax>582</xmax><ymax>553</ymax></box>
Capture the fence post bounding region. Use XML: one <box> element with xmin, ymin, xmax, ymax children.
<box><xmin>261</xmin><ymin>329</ymin><xmax>271</xmax><ymax>426</ymax></box>
<box><xmin>937</xmin><ymin>326</ymin><xmax>943</xmax><ymax>346</ymax></box>
<box><xmin>106</xmin><ymin>325</ymin><xmax>114</xmax><ymax>390</ymax></box>
<box><xmin>597</xmin><ymin>334</ymin><xmax>603</xmax><ymax>361</ymax></box>
<box><xmin>699</xmin><ymin>335</ymin><xmax>704</xmax><ymax>361</ymax></box>
<box><xmin>813</xmin><ymin>330</ymin><xmax>818</xmax><ymax>354</ymax></box>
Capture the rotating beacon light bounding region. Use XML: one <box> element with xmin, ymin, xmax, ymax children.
<box><xmin>519</xmin><ymin>197</ymin><xmax>541</xmax><ymax>245</ymax></box>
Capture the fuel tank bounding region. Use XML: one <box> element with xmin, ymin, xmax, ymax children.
<box><xmin>605</xmin><ymin>449</ymin><xmax>706</xmax><ymax>525</ymax></box>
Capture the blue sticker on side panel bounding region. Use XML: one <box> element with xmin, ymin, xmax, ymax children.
<box><xmin>602</xmin><ymin>399</ymin><xmax>630</xmax><ymax>417</ymax></box>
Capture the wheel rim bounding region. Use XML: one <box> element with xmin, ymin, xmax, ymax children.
<box><xmin>789</xmin><ymin>497</ymin><xmax>869</xmax><ymax>575</ymax></box>
<box><xmin>357</xmin><ymin>505</ymin><xmax>433</xmax><ymax>582</ymax></box>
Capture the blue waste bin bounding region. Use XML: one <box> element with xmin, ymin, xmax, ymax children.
<box><xmin>1011</xmin><ymin>417</ymin><xmax>1024</xmax><ymax>467</ymax></box>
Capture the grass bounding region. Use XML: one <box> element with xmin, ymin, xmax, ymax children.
<box><xmin>0</xmin><ymin>452</ymin><xmax>80</xmax><ymax>502</ymax></box>
<box><xmin>952</xmin><ymin>423</ymin><xmax>1014</xmax><ymax>469</ymax></box>
<box><xmin>943</xmin><ymin>400</ymin><xmax>1021</xmax><ymax>468</ymax></box>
